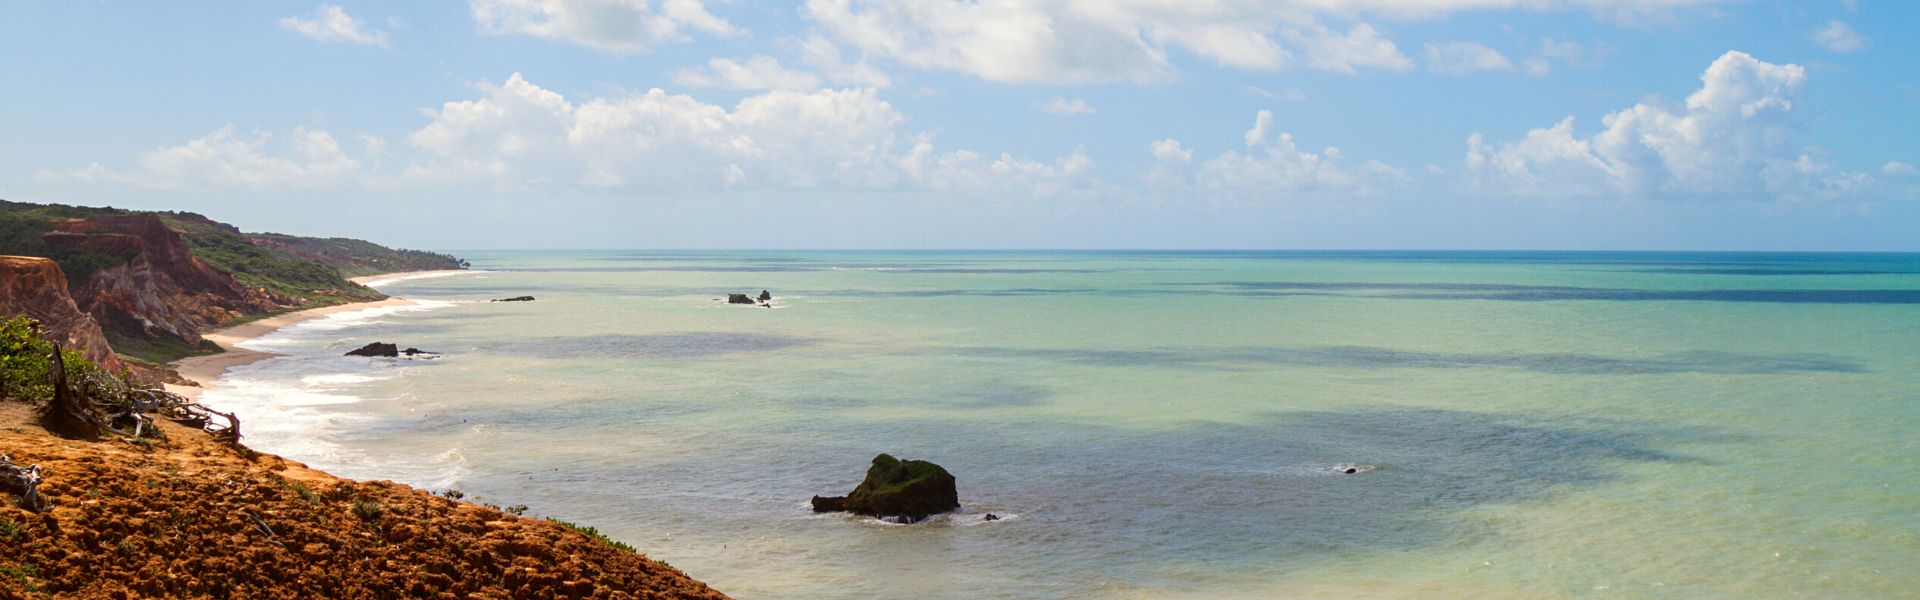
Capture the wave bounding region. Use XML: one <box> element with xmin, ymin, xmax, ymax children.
<box><xmin>359</xmin><ymin>270</ymin><xmax>486</xmax><ymax>288</ymax></box>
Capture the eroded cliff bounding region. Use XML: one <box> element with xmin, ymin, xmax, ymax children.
<box><xmin>0</xmin><ymin>256</ymin><xmax>127</xmax><ymax>373</ymax></box>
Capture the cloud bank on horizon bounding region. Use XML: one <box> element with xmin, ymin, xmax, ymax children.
<box><xmin>4</xmin><ymin>0</ymin><xmax>1917</xmax><ymax>249</ymax></box>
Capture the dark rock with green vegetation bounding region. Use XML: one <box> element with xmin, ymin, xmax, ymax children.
<box><xmin>811</xmin><ymin>454</ymin><xmax>960</xmax><ymax>523</ymax></box>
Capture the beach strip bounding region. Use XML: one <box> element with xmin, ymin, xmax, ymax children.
<box><xmin>162</xmin><ymin>269</ymin><xmax>468</xmax><ymax>402</ymax></box>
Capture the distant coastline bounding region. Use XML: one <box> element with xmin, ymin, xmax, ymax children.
<box><xmin>162</xmin><ymin>269</ymin><xmax>471</xmax><ymax>403</ymax></box>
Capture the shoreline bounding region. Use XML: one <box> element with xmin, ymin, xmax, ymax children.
<box><xmin>161</xmin><ymin>269</ymin><xmax>468</xmax><ymax>402</ymax></box>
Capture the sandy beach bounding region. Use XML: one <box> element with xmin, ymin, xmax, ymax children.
<box><xmin>162</xmin><ymin>269</ymin><xmax>468</xmax><ymax>402</ymax></box>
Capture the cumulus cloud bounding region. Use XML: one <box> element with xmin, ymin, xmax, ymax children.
<box><xmin>673</xmin><ymin>56</ymin><xmax>825</xmax><ymax>91</ymax></box>
<box><xmin>1149</xmin><ymin>110</ymin><xmax>1406</xmax><ymax>199</ymax></box>
<box><xmin>40</xmin><ymin>75</ymin><xmax>1096</xmax><ymax>198</ymax></box>
<box><xmin>469</xmin><ymin>0</ymin><xmax>736</xmax><ymax>53</ymax></box>
<box><xmin>1425</xmin><ymin>42</ymin><xmax>1513</xmax><ymax>75</ymax></box>
<box><xmin>280</xmin><ymin>4</ymin><xmax>390</xmax><ymax>47</ymax></box>
<box><xmin>1813</xmin><ymin>20</ymin><xmax>1864</xmax><ymax>53</ymax></box>
<box><xmin>1286</xmin><ymin>23</ymin><xmax>1413</xmax><ymax>74</ymax></box>
<box><xmin>37</xmin><ymin>127</ymin><xmax>364</xmax><ymax>189</ymax></box>
<box><xmin>1521</xmin><ymin>37</ymin><xmax>1610</xmax><ymax>77</ymax></box>
<box><xmin>1464</xmin><ymin>50</ymin><xmax>1874</xmax><ymax>202</ymax></box>
<box><xmin>1884</xmin><ymin>161</ymin><xmax>1917</xmax><ymax>176</ymax></box>
<box><xmin>1037</xmin><ymin>97</ymin><xmax>1096</xmax><ymax>115</ymax></box>
<box><xmin>399</xmin><ymin>73</ymin><xmax>1095</xmax><ymax>194</ymax></box>
<box><xmin>801</xmin><ymin>0</ymin><xmax>1708</xmax><ymax>83</ymax></box>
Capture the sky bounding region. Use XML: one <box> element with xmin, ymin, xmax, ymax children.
<box><xmin>2</xmin><ymin>1</ymin><xmax>1916</xmax><ymax>251</ymax></box>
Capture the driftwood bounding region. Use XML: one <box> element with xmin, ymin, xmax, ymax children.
<box><xmin>39</xmin><ymin>344</ymin><xmax>105</xmax><ymax>439</ymax></box>
<box><xmin>0</xmin><ymin>454</ymin><xmax>44</xmax><ymax>511</ymax></box>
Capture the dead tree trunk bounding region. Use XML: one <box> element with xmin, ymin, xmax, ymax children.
<box><xmin>38</xmin><ymin>344</ymin><xmax>103</xmax><ymax>440</ymax></box>
<box><xmin>0</xmin><ymin>454</ymin><xmax>44</xmax><ymax>512</ymax></box>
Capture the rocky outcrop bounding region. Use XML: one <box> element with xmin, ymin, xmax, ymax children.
<box><xmin>0</xmin><ymin>256</ymin><xmax>127</xmax><ymax>373</ymax></box>
<box><xmin>811</xmin><ymin>454</ymin><xmax>960</xmax><ymax>523</ymax></box>
<box><xmin>344</xmin><ymin>343</ymin><xmax>436</xmax><ymax>358</ymax></box>
<box><xmin>492</xmin><ymin>296</ymin><xmax>535</xmax><ymax>302</ymax></box>
<box><xmin>43</xmin><ymin>214</ymin><xmax>296</xmax><ymax>348</ymax></box>
<box><xmin>345</xmin><ymin>342</ymin><xmax>399</xmax><ymax>357</ymax></box>
<box><xmin>726</xmin><ymin>294</ymin><xmax>756</xmax><ymax>305</ymax></box>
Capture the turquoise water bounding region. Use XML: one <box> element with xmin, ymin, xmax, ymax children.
<box><xmin>202</xmin><ymin>251</ymin><xmax>1920</xmax><ymax>598</ymax></box>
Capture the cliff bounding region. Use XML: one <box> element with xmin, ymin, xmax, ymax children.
<box><xmin>46</xmin><ymin>214</ymin><xmax>297</xmax><ymax>352</ymax></box>
<box><xmin>0</xmin><ymin>256</ymin><xmax>127</xmax><ymax>373</ymax></box>
<box><xmin>0</xmin><ymin>200</ymin><xmax>463</xmax><ymax>364</ymax></box>
<box><xmin>0</xmin><ymin>401</ymin><xmax>730</xmax><ymax>599</ymax></box>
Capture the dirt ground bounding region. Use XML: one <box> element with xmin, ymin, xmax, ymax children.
<box><xmin>0</xmin><ymin>402</ymin><xmax>730</xmax><ymax>599</ymax></box>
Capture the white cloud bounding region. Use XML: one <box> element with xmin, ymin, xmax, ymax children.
<box><xmin>43</xmin><ymin>75</ymin><xmax>1095</xmax><ymax>198</ymax></box>
<box><xmin>1038</xmin><ymin>97</ymin><xmax>1096</xmax><ymax>115</ymax></box>
<box><xmin>1150</xmin><ymin>110</ymin><xmax>1406</xmax><ymax>199</ymax></box>
<box><xmin>1522</xmin><ymin>37</ymin><xmax>1609</xmax><ymax>77</ymax></box>
<box><xmin>673</xmin><ymin>56</ymin><xmax>825</xmax><ymax>91</ymax></box>
<box><xmin>797</xmin><ymin>35</ymin><xmax>893</xmax><ymax>88</ymax></box>
<box><xmin>1813</xmin><ymin>20</ymin><xmax>1864</xmax><ymax>53</ymax></box>
<box><xmin>402</xmin><ymin>73</ymin><xmax>1093</xmax><ymax>194</ymax></box>
<box><xmin>1425</xmin><ymin>42</ymin><xmax>1513</xmax><ymax>75</ymax></box>
<box><xmin>280</xmin><ymin>4</ymin><xmax>390</xmax><ymax>47</ymax></box>
<box><xmin>1287</xmin><ymin>23</ymin><xmax>1414</xmax><ymax>75</ymax></box>
<box><xmin>38</xmin><ymin>127</ymin><xmax>364</xmax><ymax>189</ymax></box>
<box><xmin>469</xmin><ymin>0</ymin><xmax>736</xmax><ymax>53</ymax></box>
<box><xmin>1464</xmin><ymin>50</ymin><xmax>1874</xmax><ymax>202</ymax></box>
<box><xmin>802</xmin><ymin>0</ymin><xmax>1706</xmax><ymax>84</ymax></box>
<box><xmin>1244</xmin><ymin>86</ymin><xmax>1307</xmax><ymax>102</ymax></box>
<box><xmin>1522</xmin><ymin>58</ymin><xmax>1551</xmax><ymax>77</ymax></box>
<box><xmin>1884</xmin><ymin>161</ymin><xmax>1917</xmax><ymax>176</ymax></box>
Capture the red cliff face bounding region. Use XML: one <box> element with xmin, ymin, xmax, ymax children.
<box><xmin>43</xmin><ymin>215</ymin><xmax>295</xmax><ymax>347</ymax></box>
<box><xmin>0</xmin><ymin>256</ymin><xmax>128</xmax><ymax>373</ymax></box>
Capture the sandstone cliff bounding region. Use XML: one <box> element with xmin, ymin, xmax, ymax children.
<box><xmin>43</xmin><ymin>214</ymin><xmax>297</xmax><ymax>348</ymax></box>
<box><xmin>0</xmin><ymin>256</ymin><xmax>127</xmax><ymax>373</ymax></box>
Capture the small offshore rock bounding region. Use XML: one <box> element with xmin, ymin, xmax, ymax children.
<box><xmin>492</xmin><ymin>296</ymin><xmax>535</xmax><ymax>302</ymax></box>
<box><xmin>810</xmin><ymin>454</ymin><xmax>960</xmax><ymax>523</ymax></box>
<box><xmin>983</xmin><ymin>513</ymin><xmax>1001</xmax><ymax>522</ymax></box>
<box><xmin>345</xmin><ymin>342</ymin><xmax>399</xmax><ymax>357</ymax></box>
<box><xmin>727</xmin><ymin>294</ymin><xmax>756</xmax><ymax>305</ymax></box>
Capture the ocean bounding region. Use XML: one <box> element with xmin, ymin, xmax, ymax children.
<box><xmin>198</xmin><ymin>251</ymin><xmax>1920</xmax><ymax>599</ymax></box>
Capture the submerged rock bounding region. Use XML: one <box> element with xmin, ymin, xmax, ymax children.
<box><xmin>492</xmin><ymin>296</ymin><xmax>535</xmax><ymax>302</ymax></box>
<box><xmin>810</xmin><ymin>454</ymin><xmax>960</xmax><ymax>523</ymax></box>
<box><xmin>345</xmin><ymin>342</ymin><xmax>399</xmax><ymax>357</ymax></box>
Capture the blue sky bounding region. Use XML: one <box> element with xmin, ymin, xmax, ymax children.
<box><xmin>2</xmin><ymin>1</ymin><xmax>1915</xmax><ymax>250</ymax></box>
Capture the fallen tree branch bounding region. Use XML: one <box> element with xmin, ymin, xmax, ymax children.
<box><xmin>0</xmin><ymin>454</ymin><xmax>45</xmax><ymax>512</ymax></box>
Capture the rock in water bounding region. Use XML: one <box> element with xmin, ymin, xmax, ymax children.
<box><xmin>492</xmin><ymin>296</ymin><xmax>535</xmax><ymax>302</ymax></box>
<box><xmin>727</xmin><ymin>294</ymin><xmax>756</xmax><ymax>305</ymax></box>
<box><xmin>757</xmin><ymin>290</ymin><xmax>772</xmax><ymax>303</ymax></box>
<box><xmin>345</xmin><ymin>342</ymin><xmax>399</xmax><ymax>357</ymax></box>
<box><xmin>810</xmin><ymin>454</ymin><xmax>960</xmax><ymax>523</ymax></box>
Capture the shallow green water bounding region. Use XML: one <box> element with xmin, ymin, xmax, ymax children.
<box><xmin>202</xmin><ymin>251</ymin><xmax>1920</xmax><ymax>598</ymax></box>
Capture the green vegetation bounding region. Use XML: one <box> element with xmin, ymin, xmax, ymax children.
<box><xmin>0</xmin><ymin>518</ymin><xmax>21</xmax><ymax>542</ymax></box>
<box><xmin>2</xmin><ymin>316</ymin><xmax>168</xmax><ymax>436</ymax></box>
<box><xmin>249</xmin><ymin>233</ymin><xmax>467</xmax><ymax>278</ymax></box>
<box><xmin>0</xmin><ymin>200</ymin><xmax>464</xmax><ymax>364</ymax></box>
<box><xmin>549</xmin><ymin>519</ymin><xmax>638</xmax><ymax>554</ymax></box>
<box><xmin>0</xmin><ymin>201</ymin><xmax>138</xmax><ymax>285</ymax></box>
<box><xmin>352</xmin><ymin>499</ymin><xmax>384</xmax><ymax>521</ymax></box>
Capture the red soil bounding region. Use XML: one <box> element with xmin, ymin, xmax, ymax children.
<box><xmin>0</xmin><ymin>403</ymin><xmax>729</xmax><ymax>599</ymax></box>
